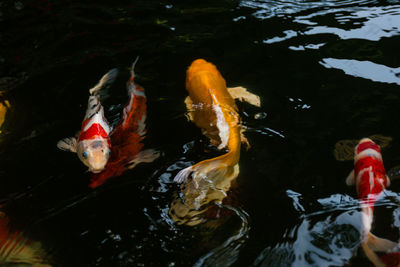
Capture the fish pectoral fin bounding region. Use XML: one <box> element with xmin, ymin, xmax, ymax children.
<box><xmin>345</xmin><ymin>170</ymin><xmax>354</xmax><ymax>186</ymax></box>
<box><xmin>386</xmin><ymin>175</ymin><xmax>391</xmax><ymax>187</ymax></box>
<box><xmin>57</xmin><ymin>137</ymin><xmax>78</xmax><ymax>153</ymax></box>
<box><xmin>184</xmin><ymin>96</ymin><xmax>195</xmax><ymax>122</ymax></box>
<box><xmin>126</xmin><ymin>149</ymin><xmax>160</xmax><ymax>169</ymax></box>
<box><xmin>367</xmin><ymin>232</ymin><xmax>397</xmax><ymax>252</ymax></box>
<box><xmin>227</xmin><ymin>86</ymin><xmax>261</xmax><ymax>107</ymax></box>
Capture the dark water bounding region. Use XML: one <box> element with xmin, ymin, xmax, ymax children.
<box><xmin>1</xmin><ymin>0</ymin><xmax>400</xmax><ymax>266</ymax></box>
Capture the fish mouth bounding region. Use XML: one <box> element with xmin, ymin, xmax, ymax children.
<box><xmin>89</xmin><ymin>168</ymin><xmax>104</xmax><ymax>174</ymax></box>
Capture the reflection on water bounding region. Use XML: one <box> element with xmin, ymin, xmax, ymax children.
<box><xmin>240</xmin><ymin>0</ymin><xmax>379</xmax><ymax>19</ymax></box>
<box><xmin>321</xmin><ymin>58</ymin><xmax>400</xmax><ymax>85</ymax></box>
<box><xmin>246</xmin><ymin>0</ymin><xmax>400</xmax><ymax>45</ymax></box>
<box><xmin>254</xmin><ymin>191</ymin><xmax>400</xmax><ymax>266</ymax></box>
<box><xmin>194</xmin><ymin>205</ymin><xmax>250</xmax><ymax>267</ymax></box>
<box><xmin>301</xmin><ymin>6</ymin><xmax>400</xmax><ymax>41</ymax></box>
<box><xmin>169</xmin><ymin>161</ymin><xmax>239</xmax><ymax>224</ymax></box>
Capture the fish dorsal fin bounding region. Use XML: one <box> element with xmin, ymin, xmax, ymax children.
<box><xmin>89</xmin><ymin>68</ymin><xmax>119</xmax><ymax>97</ymax></box>
<box><xmin>57</xmin><ymin>137</ymin><xmax>78</xmax><ymax>153</ymax></box>
<box><xmin>367</xmin><ymin>232</ymin><xmax>397</xmax><ymax>252</ymax></box>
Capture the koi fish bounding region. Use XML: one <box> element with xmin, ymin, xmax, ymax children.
<box><xmin>170</xmin><ymin>59</ymin><xmax>260</xmax><ymax>225</ymax></box>
<box><xmin>0</xmin><ymin>210</ymin><xmax>50</xmax><ymax>266</ymax></box>
<box><xmin>89</xmin><ymin>59</ymin><xmax>159</xmax><ymax>188</ymax></box>
<box><xmin>346</xmin><ymin>138</ymin><xmax>398</xmax><ymax>267</ymax></box>
<box><xmin>57</xmin><ymin>69</ymin><xmax>118</xmax><ymax>173</ymax></box>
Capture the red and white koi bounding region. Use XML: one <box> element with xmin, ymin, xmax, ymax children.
<box><xmin>89</xmin><ymin>59</ymin><xmax>159</xmax><ymax>188</ymax></box>
<box><xmin>347</xmin><ymin>138</ymin><xmax>397</xmax><ymax>266</ymax></box>
<box><xmin>57</xmin><ymin>69</ymin><xmax>118</xmax><ymax>173</ymax></box>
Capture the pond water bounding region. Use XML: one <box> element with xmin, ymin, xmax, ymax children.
<box><xmin>1</xmin><ymin>0</ymin><xmax>400</xmax><ymax>266</ymax></box>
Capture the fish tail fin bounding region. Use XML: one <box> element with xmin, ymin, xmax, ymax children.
<box><xmin>366</xmin><ymin>232</ymin><xmax>397</xmax><ymax>252</ymax></box>
<box><xmin>126</xmin><ymin>57</ymin><xmax>145</xmax><ymax>97</ymax></box>
<box><xmin>130</xmin><ymin>56</ymin><xmax>140</xmax><ymax>81</ymax></box>
<box><xmin>89</xmin><ymin>68</ymin><xmax>119</xmax><ymax>96</ymax></box>
<box><xmin>174</xmin><ymin>150</ymin><xmax>239</xmax><ymax>184</ymax></box>
<box><xmin>361</xmin><ymin>242</ymin><xmax>387</xmax><ymax>267</ymax></box>
<box><xmin>361</xmin><ymin>206</ymin><xmax>397</xmax><ymax>252</ymax></box>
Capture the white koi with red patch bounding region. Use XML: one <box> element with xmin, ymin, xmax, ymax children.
<box><xmin>346</xmin><ymin>138</ymin><xmax>397</xmax><ymax>266</ymax></box>
<box><xmin>57</xmin><ymin>69</ymin><xmax>118</xmax><ymax>173</ymax></box>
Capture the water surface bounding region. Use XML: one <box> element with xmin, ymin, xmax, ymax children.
<box><xmin>1</xmin><ymin>0</ymin><xmax>400</xmax><ymax>266</ymax></box>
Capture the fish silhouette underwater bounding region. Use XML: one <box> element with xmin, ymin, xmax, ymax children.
<box><xmin>169</xmin><ymin>59</ymin><xmax>260</xmax><ymax>226</ymax></box>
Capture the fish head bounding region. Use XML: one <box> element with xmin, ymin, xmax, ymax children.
<box><xmin>77</xmin><ymin>139</ymin><xmax>111</xmax><ymax>173</ymax></box>
<box><xmin>355</xmin><ymin>138</ymin><xmax>381</xmax><ymax>157</ymax></box>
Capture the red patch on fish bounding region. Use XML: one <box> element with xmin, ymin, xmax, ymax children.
<box><xmin>356</xmin><ymin>140</ymin><xmax>381</xmax><ymax>154</ymax></box>
<box><xmin>89</xmin><ymin>85</ymin><xmax>146</xmax><ymax>188</ymax></box>
<box><xmin>78</xmin><ymin>122</ymin><xmax>110</xmax><ymax>146</ymax></box>
<box><xmin>354</xmin><ymin>140</ymin><xmax>387</xmax><ymax>209</ymax></box>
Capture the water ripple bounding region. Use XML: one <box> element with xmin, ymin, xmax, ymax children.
<box><xmin>249</xmin><ymin>1</ymin><xmax>400</xmax><ymax>46</ymax></box>
<box><xmin>302</xmin><ymin>6</ymin><xmax>400</xmax><ymax>41</ymax></box>
<box><xmin>254</xmin><ymin>190</ymin><xmax>400</xmax><ymax>266</ymax></box>
<box><xmin>194</xmin><ymin>205</ymin><xmax>250</xmax><ymax>267</ymax></box>
<box><xmin>320</xmin><ymin>58</ymin><xmax>400</xmax><ymax>85</ymax></box>
<box><xmin>240</xmin><ymin>0</ymin><xmax>380</xmax><ymax>20</ymax></box>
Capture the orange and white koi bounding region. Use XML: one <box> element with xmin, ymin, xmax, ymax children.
<box><xmin>170</xmin><ymin>59</ymin><xmax>259</xmax><ymax>225</ymax></box>
<box><xmin>347</xmin><ymin>138</ymin><xmax>397</xmax><ymax>266</ymax></box>
<box><xmin>57</xmin><ymin>69</ymin><xmax>118</xmax><ymax>173</ymax></box>
<box><xmin>89</xmin><ymin>59</ymin><xmax>159</xmax><ymax>188</ymax></box>
<box><xmin>173</xmin><ymin>59</ymin><xmax>242</xmax><ymax>184</ymax></box>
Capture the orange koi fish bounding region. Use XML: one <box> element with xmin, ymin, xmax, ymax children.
<box><xmin>89</xmin><ymin>59</ymin><xmax>159</xmax><ymax>188</ymax></box>
<box><xmin>57</xmin><ymin>69</ymin><xmax>118</xmax><ymax>173</ymax></box>
<box><xmin>347</xmin><ymin>138</ymin><xmax>398</xmax><ymax>267</ymax></box>
<box><xmin>170</xmin><ymin>59</ymin><xmax>260</xmax><ymax>225</ymax></box>
<box><xmin>174</xmin><ymin>59</ymin><xmax>242</xmax><ymax>182</ymax></box>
